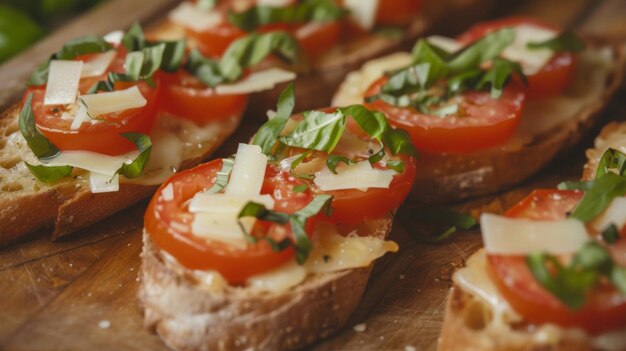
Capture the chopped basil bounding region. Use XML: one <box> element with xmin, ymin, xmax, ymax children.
<box><xmin>601</xmin><ymin>224</ymin><xmax>620</xmax><ymax>244</ymax></box>
<box><xmin>387</xmin><ymin>160</ymin><xmax>405</xmax><ymax>173</ymax></box>
<box><xmin>571</xmin><ymin>172</ymin><xmax>626</xmax><ymax>222</ymax></box>
<box><xmin>25</xmin><ymin>163</ymin><xmax>73</xmax><ymax>183</ymax></box>
<box><xmin>527</xmin><ymin>241</ymin><xmax>625</xmax><ymax>309</ymax></box>
<box><xmin>28</xmin><ymin>35</ymin><xmax>114</xmax><ymax>86</ymax></box>
<box><xmin>279</xmin><ymin>110</ymin><xmax>346</xmax><ymax>153</ymax></box>
<box><xmin>121</xmin><ymin>23</ymin><xmax>146</xmax><ymax>52</ymax></box>
<box><xmin>186</xmin><ymin>31</ymin><xmax>300</xmax><ymax>87</ymax></box>
<box><xmin>325</xmin><ymin>155</ymin><xmax>355</xmax><ymax>174</ymax></box>
<box><xmin>252</xmin><ymin>83</ymin><xmax>296</xmax><ymax>156</ymax></box>
<box><xmin>527</xmin><ymin>29</ymin><xmax>586</xmax><ymax>53</ymax></box>
<box><xmin>158</xmin><ymin>40</ymin><xmax>186</xmax><ymax>73</ymax></box>
<box><xmin>116</xmin><ymin>133</ymin><xmax>152</xmax><ymax>178</ymax></box>
<box><xmin>447</xmin><ymin>28</ymin><xmax>515</xmax><ymax>72</ymax></box>
<box><xmin>596</xmin><ymin>148</ymin><xmax>626</xmax><ymax>178</ymax></box>
<box><xmin>476</xmin><ymin>58</ymin><xmax>525</xmax><ymax>98</ymax></box>
<box><xmin>124</xmin><ymin>44</ymin><xmax>165</xmax><ymax>81</ymax></box>
<box><xmin>292</xmin><ymin>184</ymin><xmax>308</xmax><ymax>193</ymax></box>
<box><xmin>557</xmin><ymin>179</ymin><xmax>594</xmax><ymax>191</ymax></box>
<box><xmin>18</xmin><ymin>93</ymin><xmax>60</xmax><ymax>159</ymax></box>
<box><xmin>227</xmin><ymin>0</ymin><xmax>345</xmax><ymax>32</ymax></box>
<box><xmin>206</xmin><ymin>158</ymin><xmax>234</xmax><ymax>194</ymax></box>
<box><xmin>238</xmin><ymin>194</ymin><xmax>333</xmax><ymax>264</ymax></box>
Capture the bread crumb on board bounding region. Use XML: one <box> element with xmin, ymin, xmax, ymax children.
<box><xmin>98</xmin><ymin>320</ymin><xmax>111</xmax><ymax>329</ymax></box>
<box><xmin>353</xmin><ymin>323</ymin><xmax>367</xmax><ymax>332</ymax></box>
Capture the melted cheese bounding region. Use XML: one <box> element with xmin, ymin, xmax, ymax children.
<box><xmin>44</xmin><ymin>60</ymin><xmax>83</xmax><ymax>106</ymax></box>
<box><xmin>44</xmin><ymin>150</ymin><xmax>139</xmax><ymax>177</ymax></box>
<box><xmin>344</xmin><ymin>0</ymin><xmax>379</xmax><ymax>30</ymax></box>
<box><xmin>168</xmin><ymin>2</ymin><xmax>222</xmax><ymax>32</ymax></box>
<box><xmin>502</xmin><ymin>25</ymin><xmax>556</xmax><ymax>75</ymax></box>
<box><xmin>481</xmin><ymin>214</ymin><xmax>589</xmax><ymax>255</ymax></box>
<box><xmin>215</xmin><ymin>68</ymin><xmax>296</xmax><ymax>95</ymax></box>
<box><xmin>79</xmin><ymin>86</ymin><xmax>147</xmax><ymax>117</ymax></box>
<box><xmin>81</xmin><ymin>50</ymin><xmax>116</xmax><ymax>78</ymax></box>
<box><xmin>314</xmin><ymin>161</ymin><xmax>395</xmax><ymax>191</ymax></box>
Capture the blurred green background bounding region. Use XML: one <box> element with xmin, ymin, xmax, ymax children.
<box><xmin>0</xmin><ymin>0</ymin><xmax>105</xmax><ymax>63</ymax></box>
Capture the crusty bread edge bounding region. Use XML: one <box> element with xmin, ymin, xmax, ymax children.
<box><xmin>138</xmin><ymin>215</ymin><xmax>393</xmax><ymax>351</ymax></box>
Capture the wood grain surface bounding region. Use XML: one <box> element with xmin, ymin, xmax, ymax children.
<box><xmin>1</xmin><ymin>0</ymin><xmax>625</xmax><ymax>350</ymax></box>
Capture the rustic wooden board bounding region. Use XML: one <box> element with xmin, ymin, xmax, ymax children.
<box><xmin>1</xmin><ymin>0</ymin><xmax>625</xmax><ymax>350</ymax></box>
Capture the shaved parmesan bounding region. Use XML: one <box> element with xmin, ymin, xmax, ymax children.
<box><xmin>44</xmin><ymin>60</ymin><xmax>83</xmax><ymax>106</ymax></box>
<box><xmin>503</xmin><ymin>25</ymin><xmax>557</xmax><ymax>75</ymax></box>
<box><xmin>81</xmin><ymin>50</ymin><xmax>116</xmax><ymax>78</ymax></box>
<box><xmin>344</xmin><ymin>0</ymin><xmax>379</xmax><ymax>30</ymax></box>
<box><xmin>44</xmin><ymin>150</ymin><xmax>139</xmax><ymax>177</ymax></box>
<box><xmin>103</xmin><ymin>30</ymin><xmax>124</xmax><ymax>45</ymax></box>
<box><xmin>169</xmin><ymin>2</ymin><xmax>222</xmax><ymax>32</ymax></box>
<box><xmin>89</xmin><ymin>172</ymin><xmax>119</xmax><ymax>193</ymax></box>
<box><xmin>225</xmin><ymin>143</ymin><xmax>268</xmax><ymax>197</ymax></box>
<box><xmin>314</xmin><ymin>161</ymin><xmax>395</xmax><ymax>191</ymax></box>
<box><xmin>427</xmin><ymin>35</ymin><xmax>462</xmax><ymax>53</ymax></box>
<box><xmin>191</xmin><ymin>213</ymin><xmax>254</xmax><ymax>248</ymax></box>
<box><xmin>215</xmin><ymin>68</ymin><xmax>296</xmax><ymax>95</ymax></box>
<box><xmin>481</xmin><ymin>214</ymin><xmax>589</xmax><ymax>255</ymax></box>
<box><xmin>79</xmin><ymin>86</ymin><xmax>147</xmax><ymax>117</ymax></box>
<box><xmin>590</xmin><ymin>197</ymin><xmax>626</xmax><ymax>233</ymax></box>
<box><xmin>189</xmin><ymin>193</ymin><xmax>275</xmax><ymax>214</ymax></box>
<box><xmin>248</xmin><ymin>261</ymin><xmax>307</xmax><ymax>293</ymax></box>
<box><xmin>70</xmin><ymin>102</ymin><xmax>89</xmax><ymax>130</ymax></box>
<box><xmin>161</xmin><ymin>183</ymin><xmax>174</xmax><ymax>201</ymax></box>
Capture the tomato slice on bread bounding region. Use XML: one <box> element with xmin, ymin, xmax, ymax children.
<box><xmin>458</xmin><ymin>16</ymin><xmax>577</xmax><ymax>99</ymax></box>
<box><xmin>487</xmin><ymin>190</ymin><xmax>626</xmax><ymax>335</ymax></box>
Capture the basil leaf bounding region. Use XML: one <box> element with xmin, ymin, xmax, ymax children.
<box><xmin>158</xmin><ymin>40</ymin><xmax>186</xmax><ymax>72</ymax></box>
<box><xmin>368</xmin><ymin>147</ymin><xmax>385</xmax><ymax>164</ymax></box>
<box><xmin>25</xmin><ymin>163</ymin><xmax>73</xmax><ymax>183</ymax></box>
<box><xmin>228</xmin><ymin>0</ymin><xmax>345</xmax><ymax>32</ymax></box>
<box><xmin>447</xmin><ymin>69</ymin><xmax>483</xmax><ymax>94</ymax></box>
<box><xmin>571</xmin><ymin>241</ymin><xmax>613</xmax><ymax>274</ymax></box>
<box><xmin>219</xmin><ymin>31</ymin><xmax>300</xmax><ymax>82</ymax></box>
<box><xmin>527</xmin><ymin>29</ymin><xmax>586</xmax><ymax>53</ymax></box>
<box><xmin>602</xmin><ymin>224</ymin><xmax>620</xmax><ymax>244</ymax></box>
<box><xmin>116</xmin><ymin>133</ymin><xmax>152</xmax><ymax>178</ymax></box>
<box><xmin>557</xmin><ymin>180</ymin><xmax>595</xmax><ymax>191</ymax></box>
<box><xmin>293</xmin><ymin>184</ymin><xmax>308</xmax><ymax>193</ymax></box>
<box><xmin>447</xmin><ymin>28</ymin><xmax>515</xmax><ymax>73</ymax></box>
<box><xmin>612</xmin><ymin>266</ymin><xmax>626</xmax><ymax>294</ymax></box>
<box><xmin>185</xmin><ymin>49</ymin><xmax>224</xmax><ymax>86</ymax></box>
<box><xmin>18</xmin><ymin>93</ymin><xmax>60</xmax><ymax>159</ymax></box>
<box><xmin>279</xmin><ymin>110</ymin><xmax>346</xmax><ymax>153</ymax></box>
<box><xmin>125</xmin><ymin>43</ymin><xmax>166</xmax><ymax>81</ymax></box>
<box><xmin>387</xmin><ymin>160</ymin><xmax>404</xmax><ymax>173</ymax></box>
<box><xmin>570</xmin><ymin>172</ymin><xmax>626</xmax><ymax>222</ymax></box>
<box><xmin>477</xmin><ymin>58</ymin><xmax>526</xmax><ymax>98</ymax></box>
<box><xmin>122</xmin><ymin>23</ymin><xmax>146</xmax><ymax>52</ymax></box>
<box><xmin>339</xmin><ymin>105</ymin><xmax>388</xmax><ymax>141</ymax></box>
<box><xmin>28</xmin><ymin>35</ymin><xmax>113</xmax><ymax>86</ymax></box>
<box><xmin>382</xmin><ymin>128</ymin><xmax>417</xmax><ymax>157</ymax></box>
<box><xmin>326</xmin><ymin>155</ymin><xmax>355</xmax><ymax>174</ymax></box>
<box><xmin>206</xmin><ymin>158</ymin><xmax>234</xmax><ymax>194</ymax></box>
<box><xmin>253</xmin><ymin>83</ymin><xmax>296</xmax><ymax>156</ymax></box>
<box><xmin>596</xmin><ymin>148</ymin><xmax>626</xmax><ymax>178</ymax></box>
<box><xmin>239</xmin><ymin>202</ymin><xmax>291</xmax><ymax>224</ymax></box>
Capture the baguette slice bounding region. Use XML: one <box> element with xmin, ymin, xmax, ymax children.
<box><xmin>0</xmin><ymin>103</ymin><xmax>243</xmax><ymax>246</ymax></box>
<box><xmin>138</xmin><ymin>215</ymin><xmax>392</xmax><ymax>351</ymax></box>
<box><xmin>149</xmin><ymin>0</ymin><xmax>497</xmax><ymax>115</ymax></box>
<box><xmin>333</xmin><ymin>40</ymin><xmax>626</xmax><ymax>203</ymax></box>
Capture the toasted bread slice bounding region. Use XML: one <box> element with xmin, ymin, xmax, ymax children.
<box><xmin>333</xmin><ymin>40</ymin><xmax>626</xmax><ymax>203</ymax></box>
<box><xmin>148</xmin><ymin>0</ymin><xmax>497</xmax><ymax>115</ymax></box>
<box><xmin>438</xmin><ymin>250</ymin><xmax>625</xmax><ymax>351</ymax></box>
<box><xmin>0</xmin><ymin>103</ymin><xmax>242</xmax><ymax>246</ymax></box>
<box><xmin>138</xmin><ymin>215</ymin><xmax>392</xmax><ymax>351</ymax></box>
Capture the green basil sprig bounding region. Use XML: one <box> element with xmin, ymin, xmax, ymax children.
<box><xmin>18</xmin><ymin>93</ymin><xmax>60</xmax><ymax>159</ymax></box>
<box><xmin>116</xmin><ymin>133</ymin><xmax>152</xmax><ymax>178</ymax></box>
<box><xmin>238</xmin><ymin>194</ymin><xmax>333</xmax><ymax>264</ymax></box>
<box><xmin>527</xmin><ymin>29</ymin><xmax>586</xmax><ymax>53</ymax></box>
<box><xmin>25</xmin><ymin>163</ymin><xmax>73</xmax><ymax>183</ymax></box>
<box><xmin>527</xmin><ymin>241</ymin><xmax>626</xmax><ymax>309</ymax></box>
<box><xmin>206</xmin><ymin>158</ymin><xmax>235</xmax><ymax>194</ymax></box>
<box><xmin>28</xmin><ymin>36</ymin><xmax>113</xmax><ymax>86</ymax></box>
<box><xmin>186</xmin><ymin>31</ymin><xmax>300</xmax><ymax>87</ymax></box>
<box><xmin>228</xmin><ymin>0</ymin><xmax>345</xmax><ymax>32</ymax></box>
<box><xmin>253</xmin><ymin>82</ymin><xmax>296</xmax><ymax>156</ymax></box>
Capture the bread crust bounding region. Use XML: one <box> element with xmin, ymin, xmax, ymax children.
<box><xmin>438</xmin><ymin>286</ymin><xmax>594</xmax><ymax>351</ymax></box>
<box><xmin>138</xmin><ymin>215</ymin><xmax>393</xmax><ymax>351</ymax></box>
<box><xmin>0</xmin><ymin>103</ymin><xmax>242</xmax><ymax>246</ymax></box>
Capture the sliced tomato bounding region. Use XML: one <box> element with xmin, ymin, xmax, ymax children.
<box><xmin>457</xmin><ymin>16</ymin><xmax>576</xmax><ymax>99</ymax></box>
<box><xmin>375</xmin><ymin>0</ymin><xmax>423</xmax><ymax>26</ymax></box>
<box><xmin>157</xmin><ymin>70</ymin><xmax>248</xmax><ymax>124</ymax></box>
<box><xmin>146</xmin><ymin>159</ymin><xmax>316</xmax><ymax>283</ymax></box>
<box><xmin>24</xmin><ymin>48</ymin><xmax>160</xmax><ymax>156</ymax></box>
<box><xmin>365</xmin><ymin>77</ymin><xmax>526</xmax><ymax>153</ymax></box>
<box><xmin>293</xmin><ymin>21</ymin><xmax>342</xmax><ymax>60</ymax></box>
<box><xmin>487</xmin><ymin>189</ymin><xmax>626</xmax><ymax>335</ymax></box>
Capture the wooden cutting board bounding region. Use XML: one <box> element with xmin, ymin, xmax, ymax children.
<box><xmin>1</xmin><ymin>0</ymin><xmax>625</xmax><ymax>350</ymax></box>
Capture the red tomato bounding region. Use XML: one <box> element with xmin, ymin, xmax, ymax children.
<box><xmin>293</xmin><ymin>21</ymin><xmax>342</xmax><ymax>60</ymax></box>
<box><xmin>487</xmin><ymin>189</ymin><xmax>626</xmax><ymax>334</ymax></box>
<box><xmin>146</xmin><ymin>160</ymin><xmax>317</xmax><ymax>283</ymax></box>
<box><xmin>457</xmin><ymin>16</ymin><xmax>576</xmax><ymax>99</ymax></box>
<box><xmin>375</xmin><ymin>0</ymin><xmax>423</xmax><ymax>26</ymax></box>
<box><xmin>24</xmin><ymin>48</ymin><xmax>160</xmax><ymax>156</ymax></box>
<box><xmin>157</xmin><ymin>70</ymin><xmax>248</xmax><ymax>124</ymax></box>
<box><xmin>365</xmin><ymin>77</ymin><xmax>526</xmax><ymax>153</ymax></box>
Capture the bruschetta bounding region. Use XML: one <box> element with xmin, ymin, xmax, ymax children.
<box><xmin>0</xmin><ymin>25</ymin><xmax>298</xmax><ymax>246</ymax></box>
<box><xmin>138</xmin><ymin>84</ymin><xmax>417</xmax><ymax>351</ymax></box>
<box><xmin>438</xmin><ymin>122</ymin><xmax>626</xmax><ymax>351</ymax></box>
<box><xmin>333</xmin><ymin>17</ymin><xmax>626</xmax><ymax>203</ymax></box>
